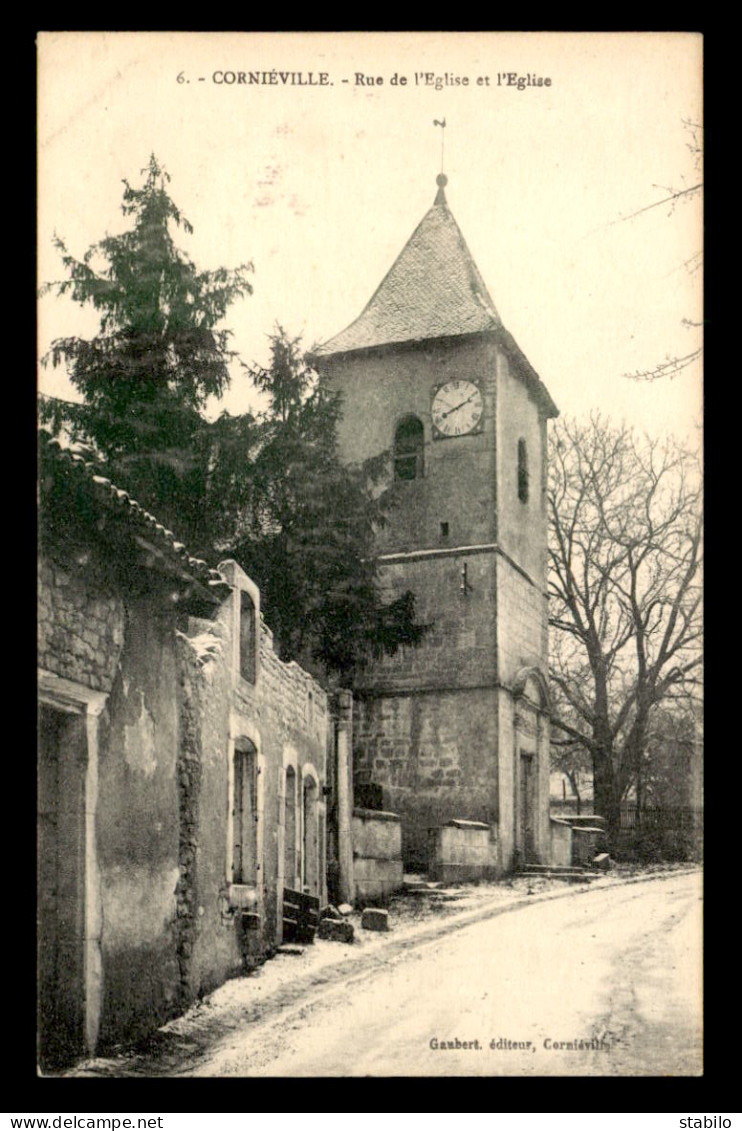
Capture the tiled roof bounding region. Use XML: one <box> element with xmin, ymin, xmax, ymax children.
<box><xmin>312</xmin><ymin>182</ymin><xmax>502</xmax><ymax>358</ymax></box>
<box><xmin>312</xmin><ymin>179</ymin><xmax>559</xmax><ymax>418</ymax></box>
<box><xmin>38</xmin><ymin>429</ymin><xmax>229</xmax><ymax>599</ymax></box>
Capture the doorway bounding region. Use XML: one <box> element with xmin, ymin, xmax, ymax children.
<box><xmin>302</xmin><ymin>775</ymin><xmax>319</xmax><ymax>896</ymax></box>
<box><xmin>519</xmin><ymin>752</ymin><xmax>536</xmax><ymax>864</ymax></box>
<box><xmin>38</xmin><ymin>705</ymin><xmax>87</xmax><ymax>1071</ymax></box>
<box><xmin>284</xmin><ymin>766</ymin><xmax>298</xmax><ymax>890</ymax></box>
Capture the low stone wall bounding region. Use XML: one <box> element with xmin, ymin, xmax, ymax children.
<box><xmin>257</xmin><ymin>622</ymin><xmax>329</xmax><ymax>754</ymax></box>
<box><xmin>572</xmin><ymin>826</ymin><xmax>604</xmax><ymax>867</ymax></box>
<box><xmin>352</xmin><ymin>808</ymin><xmax>403</xmax><ymax>905</ymax></box>
<box><xmin>428</xmin><ymin>819</ymin><xmax>498</xmax><ymax>883</ymax></box>
<box><xmin>550</xmin><ymin>818</ymin><xmax>573</xmax><ymax>868</ymax></box>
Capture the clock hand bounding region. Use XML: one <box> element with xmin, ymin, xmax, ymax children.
<box><xmin>440</xmin><ymin>392</ymin><xmax>476</xmax><ymax>419</ymax></box>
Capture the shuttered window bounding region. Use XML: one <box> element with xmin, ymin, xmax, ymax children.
<box><xmin>233</xmin><ymin>739</ymin><xmax>257</xmax><ymax>884</ymax></box>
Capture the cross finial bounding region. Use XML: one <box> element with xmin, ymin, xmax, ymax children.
<box><xmin>433</xmin><ymin>118</ymin><xmax>447</xmax><ymax>176</ymax></box>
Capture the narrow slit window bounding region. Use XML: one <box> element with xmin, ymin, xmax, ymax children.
<box><xmin>394</xmin><ymin>416</ymin><xmax>424</xmax><ymax>481</ymax></box>
<box><xmin>240</xmin><ymin>590</ymin><xmax>257</xmax><ymax>683</ymax></box>
<box><xmin>518</xmin><ymin>439</ymin><xmax>529</xmax><ymax>503</ymax></box>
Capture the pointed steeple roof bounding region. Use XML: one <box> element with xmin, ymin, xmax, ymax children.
<box><xmin>312</xmin><ymin>175</ymin><xmax>559</xmax><ymax>418</ymax></box>
<box><xmin>313</xmin><ymin>175</ymin><xmax>502</xmax><ymax>358</ymax></box>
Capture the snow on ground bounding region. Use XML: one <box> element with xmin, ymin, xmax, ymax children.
<box><xmin>68</xmin><ymin>863</ymin><xmax>698</xmax><ymax>1078</ymax></box>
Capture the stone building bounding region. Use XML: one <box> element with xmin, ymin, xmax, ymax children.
<box><xmin>38</xmin><ymin>432</ymin><xmax>330</xmax><ymax>1071</ymax></box>
<box><xmin>311</xmin><ymin>174</ymin><xmax>559</xmax><ymax>873</ymax></box>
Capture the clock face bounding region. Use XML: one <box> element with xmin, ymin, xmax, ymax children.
<box><xmin>431</xmin><ymin>380</ymin><xmax>484</xmax><ymax>437</ymax></box>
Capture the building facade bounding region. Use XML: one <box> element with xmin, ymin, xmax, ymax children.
<box><xmin>38</xmin><ymin>433</ymin><xmax>330</xmax><ymax>1071</ymax></box>
<box><xmin>311</xmin><ymin>175</ymin><xmax>559</xmax><ymax>873</ymax></box>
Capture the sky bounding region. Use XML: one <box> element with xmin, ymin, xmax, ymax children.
<box><xmin>37</xmin><ymin>32</ymin><xmax>703</xmax><ymax>444</ymax></box>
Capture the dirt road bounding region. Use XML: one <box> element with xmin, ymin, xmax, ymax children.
<box><xmin>181</xmin><ymin>870</ymin><xmax>701</xmax><ymax>1077</ymax></box>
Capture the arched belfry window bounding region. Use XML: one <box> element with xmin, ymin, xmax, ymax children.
<box><xmin>518</xmin><ymin>439</ymin><xmax>529</xmax><ymax>503</ymax></box>
<box><xmin>394</xmin><ymin>416</ymin><xmax>424</xmax><ymax>482</ymax></box>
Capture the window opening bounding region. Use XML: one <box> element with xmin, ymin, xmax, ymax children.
<box><xmin>518</xmin><ymin>439</ymin><xmax>529</xmax><ymax>503</ymax></box>
<box><xmin>240</xmin><ymin>590</ymin><xmax>257</xmax><ymax>683</ymax></box>
<box><xmin>284</xmin><ymin>766</ymin><xmax>298</xmax><ymax>889</ymax></box>
<box><xmin>303</xmin><ymin>775</ymin><xmax>319</xmax><ymax>895</ymax></box>
<box><xmin>394</xmin><ymin>416</ymin><xmax>424</xmax><ymax>481</ymax></box>
<box><xmin>232</xmin><ymin>739</ymin><xmax>257</xmax><ymax>884</ymax></box>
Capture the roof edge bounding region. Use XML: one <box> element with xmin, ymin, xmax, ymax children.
<box><xmin>312</xmin><ymin>191</ymin><xmax>501</xmax><ymax>360</ymax></box>
<box><xmin>38</xmin><ymin>429</ymin><xmax>231</xmax><ymax>602</ymax></box>
<box><xmin>308</xmin><ymin>326</ymin><xmax>500</xmax><ymax>366</ymax></box>
<box><xmin>309</xmin><ymin>327</ymin><xmax>559</xmax><ymax>419</ymax></box>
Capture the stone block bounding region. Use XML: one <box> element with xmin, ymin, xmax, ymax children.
<box><xmin>229</xmin><ymin>883</ymin><xmax>258</xmax><ymax>910</ymax></box>
<box><xmin>338</xmin><ymin>903</ymin><xmax>354</xmax><ymax>916</ymax></box>
<box><xmin>317</xmin><ymin>917</ymin><xmax>354</xmax><ymax>943</ymax></box>
<box><xmin>353</xmin><ymin>857</ymin><xmax>404</xmax><ymax>903</ymax></box>
<box><xmin>361</xmin><ymin>907</ymin><xmax>390</xmax><ymax>932</ymax></box>
<box><xmin>352</xmin><ymin>809</ymin><xmax>403</xmax><ymax>859</ymax></box>
<box><xmin>593</xmin><ymin>853</ymin><xmax>611</xmax><ymax>871</ymax></box>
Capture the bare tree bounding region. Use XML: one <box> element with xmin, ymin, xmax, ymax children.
<box><xmin>642</xmin><ymin>702</ymin><xmax>702</xmax><ymax>812</ymax></box>
<box><xmin>621</xmin><ymin>118</ymin><xmax>703</xmax><ymax>383</ymax></box>
<box><xmin>550</xmin><ymin>701</ymin><xmax>594</xmax><ymax>817</ymax></box>
<box><xmin>548</xmin><ymin>415</ymin><xmax>702</xmax><ymax>844</ymax></box>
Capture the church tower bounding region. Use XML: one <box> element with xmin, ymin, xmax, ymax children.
<box><xmin>311</xmin><ymin>174</ymin><xmax>559</xmax><ymax>873</ymax></box>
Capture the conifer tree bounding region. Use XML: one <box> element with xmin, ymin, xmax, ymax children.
<box><xmin>211</xmin><ymin>326</ymin><xmax>428</xmax><ymax>680</ymax></box>
<box><xmin>40</xmin><ymin>163</ymin><xmax>425</xmax><ymax>681</ymax></box>
<box><xmin>39</xmin><ymin>154</ymin><xmax>254</xmax><ymax>537</ymax></box>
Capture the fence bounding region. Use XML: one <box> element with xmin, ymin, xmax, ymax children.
<box><xmin>550</xmin><ymin>801</ymin><xmax>702</xmax><ymax>861</ymax></box>
<box><xmin>619</xmin><ymin>804</ymin><xmax>699</xmax><ymax>830</ymax></box>
<box><xmin>617</xmin><ymin>804</ymin><xmax>702</xmax><ymax>861</ymax></box>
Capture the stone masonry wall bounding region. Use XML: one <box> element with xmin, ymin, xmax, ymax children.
<box><xmin>354</xmin><ymin>553</ymin><xmax>497</xmax><ymax>694</ymax></box>
<box><xmin>232</xmin><ymin>620</ymin><xmax>329</xmax><ymax>945</ymax></box>
<box><xmin>38</xmin><ymin>559</ymin><xmax>125</xmax><ymax>691</ymax></box>
<box><xmin>352</xmin><ymin>809</ymin><xmax>403</xmax><ymax>904</ymax></box>
<box><xmin>180</xmin><ymin>597</ymin><xmax>330</xmax><ymax>983</ymax></box>
<box><xmin>496</xmin><ymin>558</ymin><xmax>548</xmax><ymax>686</ymax></box>
<box><xmin>255</xmin><ymin>623</ymin><xmax>329</xmax><ymax>752</ymax></box>
<box><xmin>323</xmin><ymin>335</ymin><xmax>499</xmax><ymax>555</ymax></box>
<box><xmin>495</xmin><ymin>350</ymin><xmax>548</xmax><ymax>586</ymax></box>
<box><xmin>173</xmin><ymin>617</ymin><xmax>241</xmax><ymax>1002</ymax></box>
<box><xmin>40</xmin><ymin>554</ymin><xmax>184</xmax><ymax>1052</ymax></box>
<box><xmin>428</xmin><ymin>820</ymin><xmax>498</xmax><ymax>882</ymax></box>
<box><xmin>353</xmin><ymin>686</ymin><xmax>499</xmax><ymax>869</ymax></box>
<box><xmin>39</xmin><ymin>550</ymin><xmax>332</xmax><ymax>1056</ymax></box>
<box><xmin>94</xmin><ymin>598</ymin><xmax>182</xmax><ymax>1050</ymax></box>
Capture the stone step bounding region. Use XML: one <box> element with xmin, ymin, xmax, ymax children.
<box><xmin>522</xmin><ymin>871</ymin><xmax>601</xmax><ymax>883</ymax></box>
<box><xmin>402</xmin><ymin>876</ymin><xmax>444</xmax><ymax>892</ymax></box>
<box><xmin>398</xmin><ymin>885</ymin><xmax>467</xmax><ymax>903</ymax></box>
<box><xmin>520</xmin><ymin>863</ymin><xmax>585</xmax><ymax>873</ymax></box>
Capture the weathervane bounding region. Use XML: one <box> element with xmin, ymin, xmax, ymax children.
<box><xmin>433</xmin><ymin>118</ymin><xmax>446</xmax><ymax>176</ymax></box>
